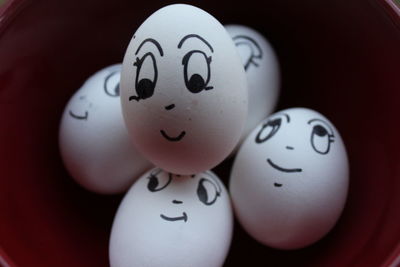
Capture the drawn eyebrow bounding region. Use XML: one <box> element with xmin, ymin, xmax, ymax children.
<box><xmin>135</xmin><ymin>38</ymin><xmax>164</xmax><ymax>56</ymax></box>
<box><xmin>233</xmin><ymin>35</ymin><xmax>263</xmax><ymax>57</ymax></box>
<box><xmin>308</xmin><ymin>118</ymin><xmax>334</xmax><ymax>134</ymax></box>
<box><xmin>177</xmin><ymin>34</ymin><xmax>214</xmax><ymax>53</ymax></box>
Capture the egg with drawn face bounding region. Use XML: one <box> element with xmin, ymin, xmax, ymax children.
<box><xmin>59</xmin><ymin>64</ymin><xmax>152</xmax><ymax>194</ymax></box>
<box><xmin>120</xmin><ymin>4</ymin><xmax>248</xmax><ymax>175</ymax></box>
<box><xmin>230</xmin><ymin>108</ymin><xmax>349</xmax><ymax>249</ymax></box>
<box><xmin>225</xmin><ymin>25</ymin><xmax>280</xmax><ymax>149</ymax></box>
<box><xmin>109</xmin><ymin>168</ymin><xmax>233</xmax><ymax>267</ymax></box>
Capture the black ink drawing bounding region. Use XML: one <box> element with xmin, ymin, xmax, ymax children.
<box><xmin>232</xmin><ymin>35</ymin><xmax>263</xmax><ymax>71</ymax></box>
<box><xmin>267</xmin><ymin>158</ymin><xmax>303</xmax><ymax>173</ymax></box>
<box><xmin>104</xmin><ymin>71</ymin><xmax>120</xmax><ymax>97</ymax></box>
<box><xmin>69</xmin><ymin>110</ymin><xmax>88</xmax><ymax>120</ymax></box>
<box><xmin>160</xmin><ymin>130</ymin><xmax>186</xmax><ymax>142</ymax></box>
<box><xmin>308</xmin><ymin>119</ymin><xmax>335</xmax><ymax>155</ymax></box>
<box><xmin>178</xmin><ymin>34</ymin><xmax>214</xmax><ymax>94</ymax></box>
<box><xmin>130</xmin><ymin>38</ymin><xmax>163</xmax><ymax>102</ymax></box>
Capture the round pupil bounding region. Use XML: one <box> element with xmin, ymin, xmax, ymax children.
<box><xmin>147</xmin><ymin>176</ymin><xmax>158</xmax><ymax>191</ymax></box>
<box><xmin>137</xmin><ymin>79</ymin><xmax>154</xmax><ymax>99</ymax></box>
<box><xmin>314</xmin><ymin>125</ymin><xmax>328</xmax><ymax>136</ymax></box>
<box><xmin>188</xmin><ymin>74</ymin><xmax>205</xmax><ymax>93</ymax></box>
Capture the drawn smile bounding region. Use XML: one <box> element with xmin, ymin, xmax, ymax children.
<box><xmin>160</xmin><ymin>212</ymin><xmax>188</xmax><ymax>223</ymax></box>
<box><xmin>267</xmin><ymin>158</ymin><xmax>302</xmax><ymax>173</ymax></box>
<box><xmin>69</xmin><ymin>110</ymin><xmax>88</xmax><ymax>120</ymax></box>
<box><xmin>274</xmin><ymin>182</ymin><xmax>283</xmax><ymax>187</ymax></box>
<box><xmin>160</xmin><ymin>130</ymin><xmax>186</xmax><ymax>142</ymax></box>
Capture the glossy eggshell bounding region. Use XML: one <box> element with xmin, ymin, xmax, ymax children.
<box><xmin>120</xmin><ymin>4</ymin><xmax>248</xmax><ymax>175</ymax></box>
<box><xmin>109</xmin><ymin>168</ymin><xmax>233</xmax><ymax>267</ymax></box>
<box><xmin>230</xmin><ymin>107</ymin><xmax>349</xmax><ymax>249</ymax></box>
<box><xmin>225</xmin><ymin>24</ymin><xmax>280</xmax><ymax>149</ymax></box>
<box><xmin>59</xmin><ymin>64</ymin><xmax>152</xmax><ymax>194</ymax></box>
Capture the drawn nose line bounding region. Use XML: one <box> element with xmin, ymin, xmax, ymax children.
<box><xmin>286</xmin><ymin>146</ymin><xmax>294</xmax><ymax>150</ymax></box>
<box><xmin>172</xmin><ymin>200</ymin><xmax>183</xmax><ymax>204</ymax></box>
<box><xmin>165</xmin><ymin>104</ymin><xmax>175</xmax><ymax>110</ymax></box>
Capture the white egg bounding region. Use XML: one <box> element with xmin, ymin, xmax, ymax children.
<box><xmin>59</xmin><ymin>64</ymin><xmax>152</xmax><ymax>194</ymax></box>
<box><xmin>109</xmin><ymin>168</ymin><xmax>233</xmax><ymax>267</ymax></box>
<box><xmin>225</xmin><ymin>24</ymin><xmax>280</xmax><ymax>149</ymax></box>
<box><xmin>230</xmin><ymin>108</ymin><xmax>349</xmax><ymax>249</ymax></box>
<box><xmin>120</xmin><ymin>4</ymin><xmax>248</xmax><ymax>175</ymax></box>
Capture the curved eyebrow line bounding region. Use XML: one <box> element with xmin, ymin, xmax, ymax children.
<box><xmin>233</xmin><ymin>35</ymin><xmax>263</xmax><ymax>57</ymax></box>
<box><xmin>177</xmin><ymin>34</ymin><xmax>214</xmax><ymax>53</ymax></box>
<box><xmin>135</xmin><ymin>38</ymin><xmax>164</xmax><ymax>56</ymax></box>
<box><xmin>308</xmin><ymin>118</ymin><xmax>334</xmax><ymax>135</ymax></box>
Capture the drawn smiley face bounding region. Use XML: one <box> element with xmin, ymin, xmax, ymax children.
<box><xmin>59</xmin><ymin>64</ymin><xmax>152</xmax><ymax>194</ymax></box>
<box><xmin>230</xmin><ymin>107</ymin><xmax>349</xmax><ymax>249</ymax></box>
<box><xmin>67</xmin><ymin>66</ymin><xmax>121</xmax><ymax>122</ymax></box>
<box><xmin>144</xmin><ymin>168</ymin><xmax>222</xmax><ymax>223</ymax></box>
<box><xmin>109</xmin><ymin>166</ymin><xmax>233</xmax><ymax>267</ymax></box>
<box><xmin>254</xmin><ymin>110</ymin><xmax>337</xmax><ymax>187</ymax></box>
<box><xmin>120</xmin><ymin>4</ymin><xmax>248</xmax><ymax>175</ymax></box>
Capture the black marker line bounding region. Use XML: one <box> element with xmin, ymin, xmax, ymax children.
<box><xmin>160</xmin><ymin>212</ymin><xmax>187</xmax><ymax>223</ymax></box>
<box><xmin>165</xmin><ymin>104</ymin><xmax>175</xmax><ymax>110</ymax></box>
<box><xmin>233</xmin><ymin>35</ymin><xmax>263</xmax><ymax>71</ymax></box>
<box><xmin>104</xmin><ymin>71</ymin><xmax>120</xmax><ymax>97</ymax></box>
<box><xmin>267</xmin><ymin>158</ymin><xmax>302</xmax><ymax>173</ymax></box>
<box><xmin>135</xmin><ymin>38</ymin><xmax>164</xmax><ymax>56</ymax></box>
<box><xmin>307</xmin><ymin>118</ymin><xmax>334</xmax><ymax>136</ymax></box>
<box><xmin>172</xmin><ymin>200</ymin><xmax>183</xmax><ymax>204</ymax></box>
<box><xmin>274</xmin><ymin>183</ymin><xmax>283</xmax><ymax>187</ymax></box>
<box><xmin>160</xmin><ymin>130</ymin><xmax>186</xmax><ymax>142</ymax></box>
<box><xmin>178</xmin><ymin>34</ymin><xmax>214</xmax><ymax>53</ymax></box>
<box><xmin>69</xmin><ymin>110</ymin><xmax>88</xmax><ymax>120</ymax></box>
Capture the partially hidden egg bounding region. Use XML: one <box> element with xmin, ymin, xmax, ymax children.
<box><xmin>59</xmin><ymin>64</ymin><xmax>152</xmax><ymax>194</ymax></box>
<box><xmin>225</xmin><ymin>24</ymin><xmax>280</xmax><ymax>149</ymax></box>
<box><xmin>230</xmin><ymin>107</ymin><xmax>349</xmax><ymax>249</ymax></box>
<box><xmin>120</xmin><ymin>4</ymin><xmax>248</xmax><ymax>175</ymax></box>
<box><xmin>109</xmin><ymin>168</ymin><xmax>233</xmax><ymax>267</ymax></box>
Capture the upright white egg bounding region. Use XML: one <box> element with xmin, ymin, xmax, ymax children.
<box><xmin>230</xmin><ymin>108</ymin><xmax>349</xmax><ymax>249</ymax></box>
<box><xmin>59</xmin><ymin>65</ymin><xmax>152</xmax><ymax>194</ymax></box>
<box><xmin>225</xmin><ymin>25</ymin><xmax>280</xmax><ymax>149</ymax></box>
<box><xmin>109</xmin><ymin>168</ymin><xmax>233</xmax><ymax>267</ymax></box>
<box><xmin>120</xmin><ymin>4</ymin><xmax>248</xmax><ymax>175</ymax></box>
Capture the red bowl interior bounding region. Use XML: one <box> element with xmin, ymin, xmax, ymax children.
<box><xmin>1</xmin><ymin>0</ymin><xmax>400</xmax><ymax>266</ymax></box>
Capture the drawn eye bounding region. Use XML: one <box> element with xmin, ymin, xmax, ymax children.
<box><xmin>104</xmin><ymin>71</ymin><xmax>121</xmax><ymax>97</ymax></box>
<box><xmin>255</xmin><ymin>118</ymin><xmax>281</xmax><ymax>144</ymax></box>
<box><xmin>232</xmin><ymin>35</ymin><xmax>263</xmax><ymax>71</ymax></box>
<box><xmin>310</xmin><ymin>124</ymin><xmax>334</xmax><ymax>154</ymax></box>
<box><xmin>182</xmin><ymin>50</ymin><xmax>213</xmax><ymax>93</ymax></box>
<box><xmin>147</xmin><ymin>170</ymin><xmax>172</xmax><ymax>192</ymax></box>
<box><xmin>130</xmin><ymin>52</ymin><xmax>157</xmax><ymax>101</ymax></box>
<box><xmin>197</xmin><ymin>178</ymin><xmax>221</xmax><ymax>206</ymax></box>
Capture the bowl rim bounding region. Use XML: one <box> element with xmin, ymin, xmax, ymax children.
<box><xmin>0</xmin><ymin>0</ymin><xmax>399</xmax><ymax>266</ymax></box>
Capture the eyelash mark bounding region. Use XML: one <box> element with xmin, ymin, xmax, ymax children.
<box><xmin>129</xmin><ymin>57</ymin><xmax>143</xmax><ymax>102</ymax></box>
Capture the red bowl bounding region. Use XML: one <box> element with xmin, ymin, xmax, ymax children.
<box><xmin>1</xmin><ymin>0</ymin><xmax>400</xmax><ymax>266</ymax></box>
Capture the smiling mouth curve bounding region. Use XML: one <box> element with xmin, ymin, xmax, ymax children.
<box><xmin>69</xmin><ymin>110</ymin><xmax>88</xmax><ymax>120</ymax></box>
<box><xmin>267</xmin><ymin>158</ymin><xmax>302</xmax><ymax>173</ymax></box>
<box><xmin>160</xmin><ymin>212</ymin><xmax>188</xmax><ymax>223</ymax></box>
<box><xmin>160</xmin><ymin>130</ymin><xmax>186</xmax><ymax>142</ymax></box>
